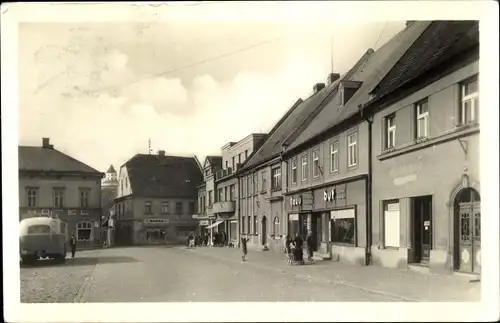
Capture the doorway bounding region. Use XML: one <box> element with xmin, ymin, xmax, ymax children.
<box><xmin>261</xmin><ymin>216</ymin><xmax>267</xmax><ymax>246</ymax></box>
<box><xmin>411</xmin><ymin>195</ymin><xmax>433</xmax><ymax>265</ymax></box>
<box><xmin>453</xmin><ymin>188</ymin><xmax>481</xmax><ymax>273</ymax></box>
<box><xmin>310</xmin><ymin>213</ymin><xmax>321</xmax><ymax>251</ymax></box>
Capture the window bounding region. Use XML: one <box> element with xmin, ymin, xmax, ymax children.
<box><xmin>330</xmin><ymin>141</ymin><xmax>339</xmax><ymax>173</ymax></box>
<box><xmin>28</xmin><ymin>225</ymin><xmax>50</xmax><ymax>234</ymax></box>
<box><xmin>53</xmin><ymin>188</ymin><xmax>65</xmax><ymax>208</ymax></box>
<box><xmin>224</xmin><ymin>187</ymin><xmax>228</xmax><ymax>201</ymax></box>
<box><xmin>208</xmin><ymin>191</ymin><xmax>213</xmax><ymax>205</ymax></box>
<box><xmin>415</xmin><ymin>99</ymin><xmax>429</xmax><ymax>139</ymax></box>
<box><xmin>253</xmin><ymin>174</ymin><xmax>258</xmax><ymax>194</ymax></box>
<box><xmin>253</xmin><ymin>215</ymin><xmax>258</xmax><ymax>234</ymax></box>
<box><xmin>175</xmin><ymin>202</ymin><xmax>183</xmax><ymax>214</ymax></box>
<box><xmin>26</xmin><ymin>187</ymin><xmax>38</xmax><ymax>207</ymax></box>
<box><xmin>461</xmin><ymin>76</ymin><xmax>479</xmax><ymax>124</ymax></box>
<box><xmin>261</xmin><ymin>171</ymin><xmax>267</xmax><ymax>192</ymax></box>
<box><xmin>145</xmin><ymin>201</ymin><xmax>152</xmax><ymax>214</ymax></box>
<box><xmin>247</xmin><ymin>216</ymin><xmax>251</xmax><ymax>234</ymax></box>
<box><xmin>242</xmin><ymin>178</ymin><xmax>246</xmax><ymax>197</ymax></box>
<box><xmin>232</xmin><ymin>157</ymin><xmax>236</xmax><ymax>170</ymax></box>
<box><xmin>161</xmin><ymin>201</ymin><xmax>169</xmax><ymax>214</ymax></box>
<box><xmin>125</xmin><ymin>177</ymin><xmax>128</xmax><ymax>188</ymax></box>
<box><xmin>273</xmin><ymin>216</ymin><xmax>280</xmax><ymax>235</ymax></box>
<box><xmin>301</xmin><ymin>155</ymin><xmax>308</xmax><ymax>181</ymax></box>
<box><xmin>384</xmin><ymin>201</ymin><xmax>400</xmax><ymax>248</ymax></box>
<box><xmin>188</xmin><ymin>202</ymin><xmax>195</xmax><ymax>214</ymax></box>
<box><xmin>247</xmin><ymin>176</ymin><xmax>251</xmax><ymax>196</ymax></box>
<box><xmin>238</xmin><ymin>154</ymin><xmax>241</xmax><ymax>166</ymax></box>
<box><xmin>348</xmin><ymin>132</ymin><xmax>358</xmax><ymax>167</ymax></box>
<box><xmin>330</xmin><ymin>209</ymin><xmax>355</xmax><ymax>245</ymax></box>
<box><xmin>312</xmin><ymin>150</ymin><xmax>320</xmax><ymax>178</ymax></box>
<box><xmin>385</xmin><ymin>114</ymin><xmax>396</xmax><ymax>149</ymax></box>
<box><xmin>225</xmin><ymin>161</ymin><xmax>228</xmax><ymax>169</ymax></box>
<box><xmin>79</xmin><ymin>188</ymin><xmax>90</xmax><ymax>208</ymax></box>
<box><xmin>271</xmin><ymin>167</ymin><xmax>281</xmax><ymax>190</ymax></box>
<box><xmin>291</xmin><ymin>158</ymin><xmax>297</xmax><ymax>184</ymax></box>
<box><xmin>77</xmin><ymin>221</ymin><xmax>93</xmax><ymax>241</ymax></box>
<box><xmin>218</xmin><ymin>188</ymin><xmax>224</xmax><ymax>202</ymax></box>
<box><xmin>245</xmin><ymin>150</ymin><xmax>248</xmax><ymax>159</ymax></box>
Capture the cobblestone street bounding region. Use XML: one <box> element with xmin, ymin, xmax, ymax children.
<box><xmin>20</xmin><ymin>246</ymin><xmax>480</xmax><ymax>303</ymax></box>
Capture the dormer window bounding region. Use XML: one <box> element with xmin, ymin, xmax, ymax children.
<box><xmin>339</xmin><ymin>80</ymin><xmax>363</xmax><ymax>106</ymax></box>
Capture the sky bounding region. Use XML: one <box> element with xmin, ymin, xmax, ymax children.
<box><xmin>17</xmin><ymin>2</ymin><xmax>405</xmax><ymax>172</ymax></box>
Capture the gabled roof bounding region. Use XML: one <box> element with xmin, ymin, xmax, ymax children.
<box><xmin>205</xmin><ymin>156</ymin><xmax>222</xmax><ymax>168</ymax></box>
<box><xmin>283</xmin><ymin>21</ymin><xmax>431</xmax><ymax>155</ymax></box>
<box><xmin>18</xmin><ymin>146</ymin><xmax>102</xmax><ymax>175</ymax></box>
<box><xmin>372</xmin><ymin>20</ymin><xmax>479</xmax><ymax>100</ymax></box>
<box><xmin>125</xmin><ymin>154</ymin><xmax>203</xmax><ymax>199</ymax></box>
<box><xmin>106</xmin><ymin>165</ymin><xmax>116</xmax><ymax>173</ymax></box>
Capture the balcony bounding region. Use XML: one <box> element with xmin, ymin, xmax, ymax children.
<box><xmin>212</xmin><ymin>201</ymin><xmax>236</xmax><ymax>214</ymax></box>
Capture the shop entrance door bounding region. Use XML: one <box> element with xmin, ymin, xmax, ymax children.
<box><xmin>411</xmin><ymin>196</ymin><xmax>433</xmax><ymax>265</ymax></box>
<box><xmin>261</xmin><ymin>216</ymin><xmax>268</xmax><ymax>246</ymax></box>
<box><xmin>310</xmin><ymin>213</ymin><xmax>321</xmax><ymax>251</ymax></box>
<box><xmin>454</xmin><ymin>188</ymin><xmax>481</xmax><ymax>274</ymax></box>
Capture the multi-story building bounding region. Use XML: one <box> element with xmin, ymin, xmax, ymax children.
<box><xmin>197</xmin><ymin>156</ymin><xmax>222</xmax><ymax>237</ymax></box>
<box><xmin>114</xmin><ymin>151</ymin><xmax>203</xmax><ymax>245</ymax></box>
<box><xmin>18</xmin><ymin>138</ymin><xmax>104</xmax><ymax>248</ymax></box>
<box><xmin>280</xmin><ymin>22</ymin><xmax>428</xmax><ymax>265</ymax></box>
<box><xmin>212</xmin><ymin>133</ymin><xmax>267</xmax><ymax>245</ymax></box>
<box><xmin>365</xmin><ymin>21</ymin><xmax>480</xmax><ymax>275</ymax></box>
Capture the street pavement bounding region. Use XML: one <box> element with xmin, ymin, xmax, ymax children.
<box><xmin>20</xmin><ymin>246</ymin><xmax>481</xmax><ymax>303</ymax></box>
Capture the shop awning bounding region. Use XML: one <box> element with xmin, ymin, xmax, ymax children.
<box><xmin>206</xmin><ymin>220</ymin><xmax>223</xmax><ymax>229</ymax></box>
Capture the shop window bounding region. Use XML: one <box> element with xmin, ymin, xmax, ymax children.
<box><xmin>26</xmin><ymin>187</ymin><xmax>38</xmax><ymax>207</ymax></box>
<box><xmin>330</xmin><ymin>209</ymin><xmax>355</xmax><ymax>245</ymax></box>
<box><xmin>77</xmin><ymin>221</ymin><xmax>93</xmax><ymax>241</ymax></box>
<box><xmin>288</xmin><ymin>213</ymin><xmax>300</xmax><ymax>238</ymax></box>
<box><xmin>384</xmin><ymin>201</ymin><xmax>400</xmax><ymax>248</ymax></box>
<box><xmin>273</xmin><ymin>216</ymin><xmax>280</xmax><ymax>235</ymax></box>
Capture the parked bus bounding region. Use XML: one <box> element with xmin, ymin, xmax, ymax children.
<box><xmin>19</xmin><ymin>216</ymin><xmax>68</xmax><ymax>264</ymax></box>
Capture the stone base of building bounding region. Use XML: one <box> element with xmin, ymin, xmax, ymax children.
<box><xmin>370</xmin><ymin>247</ymin><xmax>409</xmax><ymax>269</ymax></box>
<box><xmin>331</xmin><ymin>245</ymin><xmax>366</xmax><ymax>266</ymax></box>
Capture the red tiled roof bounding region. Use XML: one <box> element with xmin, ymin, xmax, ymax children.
<box><xmin>18</xmin><ymin>146</ymin><xmax>102</xmax><ymax>175</ymax></box>
<box><xmin>125</xmin><ymin>154</ymin><xmax>203</xmax><ymax>199</ymax></box>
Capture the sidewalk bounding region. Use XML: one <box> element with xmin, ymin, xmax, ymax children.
<box><xmin>176</xmin><ymin>246</ymin><xmax>480</xmax><ymax>302</ymax></box>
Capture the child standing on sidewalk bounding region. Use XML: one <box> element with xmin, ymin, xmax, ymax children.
<box><xmin>241</xmin><ymin>236</ymin><xmax>249</xmax><ymax>261</ymax></box>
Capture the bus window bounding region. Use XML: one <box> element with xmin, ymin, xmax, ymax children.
<box><xmin>60</xmin><ymin>222</ymin><xmax>66</xmax><ymax>234</ymax></box>
<box><xmin>28</xmin><ymin>225</ymin><xmax>51</xmax><ymax>234</ymax></box>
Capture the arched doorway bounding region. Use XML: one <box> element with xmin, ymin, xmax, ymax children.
<box><xmin>453</xmin><ymin>188</ymin><xmax>481</xmax><ymax>273</ymax></box>
<box><xmin>261</xmin><ymin>216</ymin><xmax>267</xmax><ymax>246</ymax></box>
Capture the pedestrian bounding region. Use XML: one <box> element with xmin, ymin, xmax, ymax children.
<box><xmin>284</xmin><ymin>235</ymin><xmax>292</xmax><ymax>254</ymax></box>
<box><xmin>241</xmin><ymin>236</ymin><xmax>249</xmax><ymax>261</ymax></box>
<box><xmin>69</xmin><ymin>234</ymin><xmax>77</xmax><ymax>258</ymax></box>
<box><xmin>306</xmin><ymin>234</ymin><xmax>314</xmax><ymax>262</ymax></box>
<box><xmin>293</xmin><ymin>233</ymin><xmax>304</xmax><ymax>263</ymax></box>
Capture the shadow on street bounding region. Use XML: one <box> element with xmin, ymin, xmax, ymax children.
<box><xmin>20</xmin><ymin>256</ymin><xmax>139</xmax><ymax>268</ymax></box>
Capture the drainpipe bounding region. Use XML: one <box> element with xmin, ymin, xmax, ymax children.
<box><xmin>359</xmin><ymin>104</ymin><xmax>373</xmax><ymax>266</ymax></box>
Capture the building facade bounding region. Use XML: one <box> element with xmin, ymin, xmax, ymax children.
<box><xmin>367</xmin><ymin>21</ymin><xmax>480</xmax><ymax>275</ymax></box>
<box><xmin>114</xmin><ymin>151</ymin><xmax>203</xmax><ymax>245</ymax></box>
<box><xmin>101</xmin><ymin>165</ymin><xmax>118</xmax><ymax>246</ymax></box>
<box><xmin>19</xmin><ymin>138</ymin><xmax>104</xmax><ymax>248</ymax></box>
<box><xmin>198</xmin><ymin>156</ymin><xmax>222</xmax><ymax>238</ymax></box>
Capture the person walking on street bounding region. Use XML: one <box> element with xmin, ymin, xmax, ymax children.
<box><xmin>69</xmin><ymin>235</ymin><xmax>77</xmax><ymax>258</ymax></box>
<box><xmin>241</xmin><ymin>236</ymin><xmax>249</xmax><ymax>261</ymax></box>
<box><xmin>306</xmin><ymin>234</ymin><xmax>314</xmax><ymax>262</ymax></box>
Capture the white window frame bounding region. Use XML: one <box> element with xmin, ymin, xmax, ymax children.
<box><xmin>312</xmin><ymin>150</ymin><xmax>320</xmax><ymax>178</ymax></box>
<box><xmin>386</xmin><ymin>115</ymin><xmax>396</xmax><ymax>149</ymax></box>
<box><xmin>416</xmin><ymin>100</ymin><xmax>429</xmax><ymax>139</ymax></box>
<box><xmin>347</xmin><ymin>132</ymin><xmax>358</xmax><ymax>167</ymax></box>
<box><xmin>330</xmin><ymin>141</ymin><xmax>339</xmax><ymax>173</ymax></box>
<box><xmin>53</xmin><ymin>188</ymin><xmax>65</xmax><ymax>208</ymax></box>
<box><xmin>145</xmin><ymin>201</ymin><xmax>152</xmax><ymax>214</ymax></box>
<box><xmin>461</xmin><ymin>77</ymin><xmax>479</xmax><ymax>124</ymax></box>
<box><xmin>301</xmin><ymin>155</ymin><xmax>308</xmax><ymax>182</ymax></box>
<box><xmin>161</xmin><ymin>201</ymin><xmax>169</xmax><ymax>214</ymax></box>
<box><xmin>291</xmin><ymin>158</ymin><xmax>297</xmax><ymax>184</ymax></box>
<box><xmin>79</xmin><ymin>188</ymin><xmax>90</xmax><ymax>208</ymax></box>
<box><xmin>272</xmin><ymin>167</ymin><xmax>281</xmax><ymax>190</ymax></box>
<box><xmin>76</xmin><ymin>221</ymin><xmax>93</xmax><ymax>242</ymax></box>
<box><xmin>27</xmin><ymin>187</ymin><xmax>38</xmax><ymax>207</ymax></box>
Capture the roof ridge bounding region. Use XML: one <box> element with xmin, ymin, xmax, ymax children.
<box><xmin>49</xmin><ymin>148</ymin><xmax>101</xmax><ymax>173</ymax></box>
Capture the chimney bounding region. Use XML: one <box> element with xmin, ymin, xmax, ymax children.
<box><xmin>313</xmin><ymin>83</ymin><xmax>325</xmax><ymax>93</ymax></box>
<box><xmin>42</xmin><ymin>137</ymin><xmax>51</xmax><ymax>148</ymax></box>
<box><xmin>158</xmin><ymin>150</ymin><xmax>166</xmax><ymax>156</ymax></box>
<box><xmin>405</xmin><ymin>21</ymin><xmax>416</xmax><ymax>28</ymax></box>
<box><xmin>327</xmin><ymin>73</ymin><xmax>340</xmax><ymax>85</ymax></box>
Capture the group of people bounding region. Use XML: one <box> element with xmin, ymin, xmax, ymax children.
<box><xmin>186</xmin><ymin>231</ymin><xmax>230</xmax><ymax>248</ymax></box>
<box><xmin>284</xmin><ymin>233</ymin><xmax>314</xmax><ymax>263</ymax></box>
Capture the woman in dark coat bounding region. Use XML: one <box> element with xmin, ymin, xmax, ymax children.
<box><xmin>293</xmin><ymin>234</ymin><xmax>304</xmax><ymax>262</ymax></box>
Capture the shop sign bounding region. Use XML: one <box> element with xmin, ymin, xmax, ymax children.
<box><xmin>324</xmin><ymin>189</ymin><xmax>346</xmax><ymax>202</ymax></box>
<box><xmin>200</xmin><ymin>220</ymin><xmax>209</xmax><ymax>226</ymax></box>
<box><xmin>290</xmin><ymin>196</ymin><xmax>302</xmax><ymax>207</ymax></box>
<box><xmin>144</xmin><ymin>219</ymin><xmax>170</xmax><ymax>224</ymax></box>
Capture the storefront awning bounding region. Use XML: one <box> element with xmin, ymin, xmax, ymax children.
<box><xmin>206</xmin><ymin>220</ymin><xmax>223</xmax><ymax>229</ymax></box>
